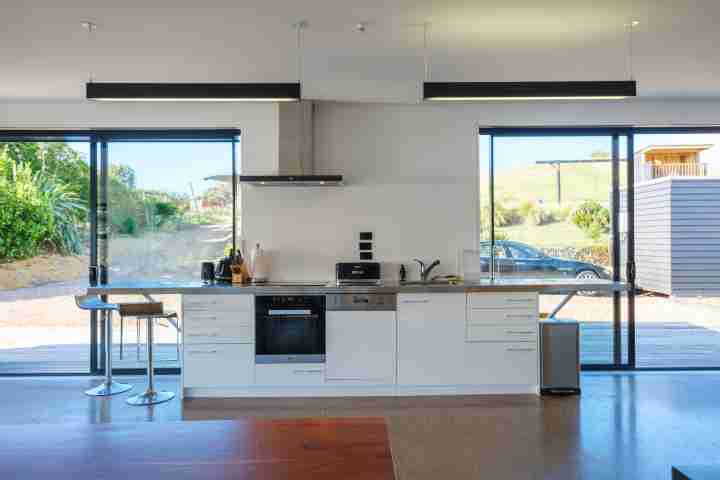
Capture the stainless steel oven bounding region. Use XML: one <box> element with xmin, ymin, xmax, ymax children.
<box><xmin>255</xmin><ymin>295</ymin><xmax>325</xmax><ymax>364</ymax></box>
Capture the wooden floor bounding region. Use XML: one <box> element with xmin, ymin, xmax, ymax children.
<box><xmin>1</xmin><ymin>373</ymin><xmax>720</xmax><ymax>479</ymax></box>
<box><xmin>0</xmin><ymin>417</ymin><xmax>395</xmax><ymax>480</ymax></box>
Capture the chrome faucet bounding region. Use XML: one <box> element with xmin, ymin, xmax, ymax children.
<box><xmin>414</xmin><ymin>259</ymin><xmax>440</xmax><ymax>282</ymax></box>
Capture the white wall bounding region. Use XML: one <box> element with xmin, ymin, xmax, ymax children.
<box><xmin>243</xmin><ymin>99</ymin><xmax>720</xmax><ymax>281</ymax></box>
<box><xmin>4</xmin><ymin>97</ymin><xmax>720</xmax><ymax>282</ymax></box>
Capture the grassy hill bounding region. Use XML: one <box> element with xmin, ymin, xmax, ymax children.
<box><xmin>481</xmin><ymin>162</ymin><xmax>622</xmax><ymax>250</ymax></box>
<box><xmin>492</xmin><ymin>162</ymin><xmax>625</xmax><ymax>207</ymax></box>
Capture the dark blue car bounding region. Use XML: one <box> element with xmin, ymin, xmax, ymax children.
<box><xmin>480</xmin><ymin>241</ymin><xmax>610</xmax><ymax>279</ymax></box>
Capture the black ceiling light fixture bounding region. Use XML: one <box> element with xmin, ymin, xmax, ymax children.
<box><xmin>84</xmin><ymin>21</ymin><xmax>304</xmax><ymax>102</ymax></box>
<box><xmin>421</xmin><ymin>21</ymin><xmax>639</xmax><ymax>101</ymax></box>
<box><xmin>423</xmin><ymin>81</ymin><xmax>637</xmax><ymax>101</ymax></box>
<box><xmin>86</xmin><ymin>82</ymin><xmax>301</xmax><ymax>102</ymax></box>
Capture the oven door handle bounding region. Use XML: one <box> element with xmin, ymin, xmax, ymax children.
<box><xmin>267</xmin><ymin>309</ymin><xmax>313</xmax><ymax>316</ymax></box>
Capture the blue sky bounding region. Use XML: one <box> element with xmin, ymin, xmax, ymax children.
<box><xmin>69</xmin><ymin>141</ymin><xmax>235</xmax><ymax>196</ymax></box>
<box><xmin>482</xmin><ymin>133</ymin><xmax>720</xmax><ymax>172</ymax></box>
<box><xmin>68</xmin><ymin>132</ymin><xmax>719</xmax><ymax>195</ymax></box>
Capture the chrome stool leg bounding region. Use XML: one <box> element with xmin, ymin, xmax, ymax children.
<box><xmin>85</xmin><ymin>311</ymin><xmax>132</xmax><ymax>396</ymax></box>
<box><xmin>119</xmin><ymin>316</ymin><xmax>124</xmax><ymax>360</ymax></box>
<box><xmin>126</xmin><ymin>316</ymin><xmax>175</xmax><ymax>406</ymax></box>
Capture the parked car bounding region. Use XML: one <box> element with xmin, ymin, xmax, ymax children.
<box><xmin>479</xmin><ymin>241</ymin><xmax>610</xmax><ymax>279</ymax></box>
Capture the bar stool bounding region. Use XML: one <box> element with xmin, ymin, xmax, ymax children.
<box><xmin>74</xmin><ymin>295</ymin><xmax>133</xmax><ymax>396</ymax></box>
<box><xmin>120</xmin><ymin>302</ymin><xmax>177</xmax><ymax>406</ymax></box>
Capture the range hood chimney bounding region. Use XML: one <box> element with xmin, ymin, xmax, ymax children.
<box><xmin>240</xmin><ymin>101</ymin><xmax>342</xmax><ymax>186</ymax></box>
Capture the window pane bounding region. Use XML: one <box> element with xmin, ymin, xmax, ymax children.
<box><xmin>491</xmin><ymin>136</ymin><xmax>613</xmax><ymax>280</ymax></box>
<box><xmin>106</xmin><ymin>141</ymin><xmax>234</xmax><ymax>282</ymax></box>
<box><xmin>487</xmin><ymin>134</ymin><xmax>624</xmax><ymax>367</ymax></box>
<box><xmin>632</xmin><ymin>132</ymin><xmax>720</xmax><ymax>368</ymax></box>
<box><xmin>0</xmin><ymin>141</ymin><xmax>91</xmax><ymax>373</ymax></box>
<box><xmin>103</xmin><ymin>140</ymin><xmax>236</xmax><ymax>370</ymax></box>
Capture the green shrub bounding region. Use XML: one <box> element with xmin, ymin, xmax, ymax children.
<box><xmin>518</xmin><ymin>201</ymin><xmax>536</xmax><ymax>219</ymax></box>
<box><xmin>34</xmin><ymin>174</ymin><xmax>85</xmax><ymax>255</ymax></box>
<box><xmin>493</xmin><ymin>202</ymin><xmax>522</xmax><ymax>227</ymax></box>
<box><xmin>119</xmin><ymin>217</ymin><xmax>138</xmax><ymax>235</ymax></box>
<box><xmin>528</xmin><ymin>207</ymin><xmax>555</xmax><ymax>226</ymax></box>
<box><xmin>571</xmin><ymin>200</ymin><xmax>610</xmax><ymax>239</ymax></box>
<box><xmin>0</xmin><ymin>169</ymin><xmax>54</xmax><ymax>260</ymax></box>
<box><xmin>152</xmin><ymin>201</ymin><xmax>179</xmax><ymax>228</ymax></box>
<box><xmin>552</xmin><ymin>206</ymin><xmax>572</xmax><ymax>222</ymax></box>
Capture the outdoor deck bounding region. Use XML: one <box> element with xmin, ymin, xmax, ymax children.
<box><xmin>2</xmin><ymin>323</ymin><xmax>720</xmax><ymax>373</ymax></box>
<box><xmin>581</xmin><ymin>322</ymin><xmax>720</xmax><ymax>367</ymax></box>
<box><xmin>0</xmin><ymin>343</ymin><xmax>180</xmax><ymax>374</ymax></box>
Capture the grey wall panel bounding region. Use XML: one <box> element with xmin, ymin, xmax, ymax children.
<box><xmin>632</xmin><ymin>178</ymin><xmax>672</xmax><ymax>295</ymax></box>
<box><xmin>668</xmin><ymin>178</ymin><xmax>720</xmax><ymax>296</ymax></box>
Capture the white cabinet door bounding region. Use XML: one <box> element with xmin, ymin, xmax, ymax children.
<box><xmin>397</xmin><ymin>293</ymin><xmax>466</xmax><ymax>385</ymax></box>
<box><xmin>464</xmin><ymin>342</ymin><xmax>538</xmax><ymax>385</ymax></box>
<box><xmin>325</xmin><ymin>311</ymin><xmax>396</xmax><ymax>385</ymax></box>
<box><xmin>183</xmin><ymin>343</ymin><xmax>254</xmax><ymax>388</ymax></box>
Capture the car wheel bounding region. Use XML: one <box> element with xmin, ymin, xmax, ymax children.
<box><xmin>576</xmin><ymin>270</ymin><xmax>600</xmax><ymax>296</ymax></box>
<box><xmin>576</xmin><ymin>270</ymin><xmax>600</xmax><ymax>280</ymax></box>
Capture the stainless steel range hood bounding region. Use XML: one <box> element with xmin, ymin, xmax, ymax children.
<box><xmin>223</xmin><ymin>101</ymin><xmax>342</xmax><ymax>187</ymax></box>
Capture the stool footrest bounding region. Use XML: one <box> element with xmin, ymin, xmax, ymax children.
<box><xmin>85</xmin><ymin>381</ymin><xmax>132</xmax><ymax>397</ymax></box>
<box><xmin>126</xmin><ymin>390</ymin><xmax>175</xmax><ymax>406</ymax></box>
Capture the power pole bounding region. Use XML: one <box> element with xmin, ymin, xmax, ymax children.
<box><xmin>553</xmin><ymin>163</ymin><xmax>562</xmax><ymax>204</ymax></box>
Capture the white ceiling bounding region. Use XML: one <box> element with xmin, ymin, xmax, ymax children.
<box><xmin>2</xmin><ymin>0</ymin><xmax>719</xmax><ymax>103</ymax></box>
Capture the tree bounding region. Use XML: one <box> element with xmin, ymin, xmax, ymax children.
<box><xmin>0</xmin><ymin>142</ymin><xmax>90</xmax><ymax>208</ymax></box>
<box><xmin>110</xmin><ymin>164</ymin><xmax>137</xmax><ymax>190</ymax></box>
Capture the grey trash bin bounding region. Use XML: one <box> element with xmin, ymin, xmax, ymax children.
<box><xmin>540</xmin><ymin>319</ymin><xmax>580</xmax><ymax>395</ymax></box>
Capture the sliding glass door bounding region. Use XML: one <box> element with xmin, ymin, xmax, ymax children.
<box><xmin>0</xmin><ymin>135</ymin><xmax>93</xmax><ymax>374</ymax></box>
<box><xmin>630</xmin><ymin>129</ymin><xmax>720</xmax><ymax>369</ymax></box>
<box><xmin>94</xmin><ymin>131</ymin><xmax>240</xmax><ymax>373</ymax></box>
<box><xmin>480</xmin><ymin>129</ymin><xmax>634</xmax><ymax>369</ymax></box>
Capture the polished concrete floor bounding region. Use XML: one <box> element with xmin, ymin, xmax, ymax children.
<box><xmin>1</xmin><ymin>373</ymin><xmax>720</xmax><ymax>479</ymax></box>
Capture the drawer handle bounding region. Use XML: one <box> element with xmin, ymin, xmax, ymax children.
<box><xmin>401</xmin><ymin>299</ymin><xmax>430</xmax><ymax>304</ymax></box>
<box><xmin>506</xmin><ymin>330</ymin><xmax>534</xmax><ymax>335</ymax></box>
<box><xmin>506</xmin><ymin>299</ymin><xmax>533</xmax><ymax>303</ymax></box>
<box><xmin>506</xmin><ymin>347</ymin><xmax>536</xmax><ymax>352</ymax></box>
<box><xmin>187</xmin><ymin>350</ymin><xmax>218</xmax><ymax>355</ymax></box>
<box><xmin>506</xmin><ymin>314</ymin><xmax>534</xmax><ymax>319</ymax></box>
<box><xmin>188</xmin><ymin>333</ymin><xmax>219</xmax><ymax>337</ymax></box>
<box><xmin>293</xmin><ymin>369</ymin><xmax>323</xmax><ymax>375</ymax></box>
<box><xmin>186</xmin><ymin>315</ymin><xmax>218</xmax><ymax>320</ymax></box>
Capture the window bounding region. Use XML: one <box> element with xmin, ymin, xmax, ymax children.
<box><xmin>479</xmin><ymin>130</ymin><xmax>631</xmax><ymax>369</ymax></box>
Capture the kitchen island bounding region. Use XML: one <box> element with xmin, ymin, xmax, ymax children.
<box><xmin>88</xmin><ymin>279</ymin><xmax>626</xmax><ymax>398</ymax></box>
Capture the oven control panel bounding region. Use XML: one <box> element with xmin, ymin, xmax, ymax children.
<box><xmin>326</xmin><ymin>293</ymin><xmax>396</xmax><ymax>311</ymax></box>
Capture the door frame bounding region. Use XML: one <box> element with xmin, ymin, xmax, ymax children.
<box><xmin>479</xmin><ymin>127</ymin><xmax>636</xmax><ymax>370</ymax></box>
<box><xmin>93</xmin><ymin>129</ymin><xmax>240</xmax><ymax>376</ymax></box>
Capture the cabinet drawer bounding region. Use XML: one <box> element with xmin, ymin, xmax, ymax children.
<box><xmin>464</xmin><ymin>342</ymin><xmax>538</xmax><ymax>385</ymax></box>
<box><xmin>183</xmin><ymin>344</ymin><xmax>254</xmax><ymax>388</ymax></box>
<box><xmin>183</xmin><ymin>295</ymin><xmax>253</xmax><ymax>313</ymax></box>
<box><xmin>254</xmin><ymin>364</ymin><xmax>325</xmax><ymax>386</ymax></box>
<box><xmin>466</xmin><ymin>324</ymin><xmax>537</xmax><ymax>343</ymax></box>
<box><xmin>467</xmin><ymin>309</ymin><xmax>537</xmax><ymax>326</ymax></box>
<box><xmin>468</xmin><ymin>292</ymin><xmax>537</xmax><ymax>310</ymax></box>
<box><xmin>184</xmin><ymin>322</ymin><xmax>253</xmax><ymax>344</ymax></box>
<box><xmin>398</xmin><ymin>293</ymin><xmax>466</xmax><ymax>308</ymax></box>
